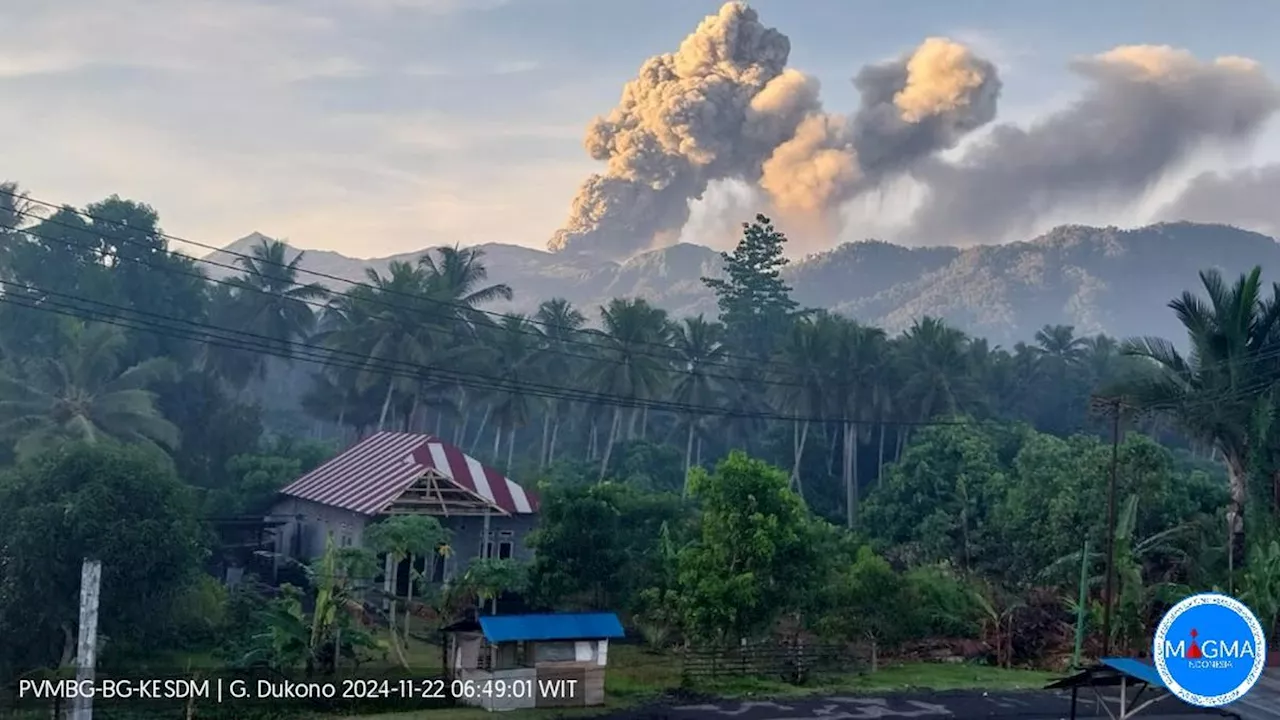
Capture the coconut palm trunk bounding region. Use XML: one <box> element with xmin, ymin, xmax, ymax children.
<box><xmin>843</xmin><ymin>422</ymin><xmax>856</xmax><ymax>528</ymax></box>
<box><xmin>684</xmin><ymin>418</ymin><xmax>696</xmax><ymax>495</ymax></box>
<box><xmin>790</xmin><ymin>419</ymin><xmax>810</xmax><ymax>493</ymax></box>
<box><xmin>598</xmin><ymin>405</ymin><xmax>623</xmax><ymax>482</ymax></box>
<box><xmin>377</xmin><ymin>379</ymin><xmax>395</xmax><ymax>432</ymax></box>
<box><xmin>548</xmin><ymin>416</ymin><xmax>561</xmax><ymax>465</ymax></box>
<box><xmin>877</xmin><ymin>421</ymin><xmax>887</xmax><ymax>484</ymax></box>
<box><xmin>539</xmin><ymin>413</ymin><xmax>552</xmax><ymax>468</ymax></box>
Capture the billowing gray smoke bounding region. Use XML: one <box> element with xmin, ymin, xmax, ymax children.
<box><xmin>901</xmin><ymin>46</ymin><xmax>1280</xmax><ymax>245</ymax></box>
<box><xmin>548</xmin><ymin>2</ymin><xmax>1001</xmax><ymax>258</ymax></box>
<box><xmin>1159</xmin><ymin>166</ymin><xmax>1280</xmax><ymax>238</ymax></box>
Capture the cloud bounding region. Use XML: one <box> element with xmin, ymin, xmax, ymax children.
<box><xmin>0</xmin><ymin>0</ymin><xmax>582</xmax><ymax>257</ymax></box>
<box><xmin>332</xmin><ymin>0</ymin><xmax>513</xmax><ymax>12</ymax></box>
<box><xmin>402</xmin><ymin>60</ymin><xmax>542</xmax><ymax>78</ymax></box>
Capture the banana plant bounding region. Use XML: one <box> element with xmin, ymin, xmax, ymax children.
<box><xmin>1239</xmin><ymin>539</ymin><xmax>1280</xmax><ymax>644</ymax></box>
<box><xmin>1045</xmin><ymin>494</ymin><xmax>1196</xmax><ymax>655</ymax></box>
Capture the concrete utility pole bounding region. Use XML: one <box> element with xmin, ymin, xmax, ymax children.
<box><xmin>70</xmin><ymin>558</ymin><xmax>102</xmax><ymax>720</ymax></box>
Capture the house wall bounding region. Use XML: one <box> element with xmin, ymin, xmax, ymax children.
<box><xmin>438</xmin><ymin>513</ymin><xmax>539</xmax><ymax>579</ymax></box>
<box><xmin>267</xmin><ymin>496</ymin><xmax>539</xmax><ymax>581</ymax></box>
<box><xmin>270</xmin><ymin>497</ymin><xmax>369</xmax><ymax>561</ymax></box>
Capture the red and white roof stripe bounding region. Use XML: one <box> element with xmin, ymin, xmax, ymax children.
<box><xmin>279</xmin><ymin>431</ymin><xmax>538</xmax><ymax>517</ymax></box>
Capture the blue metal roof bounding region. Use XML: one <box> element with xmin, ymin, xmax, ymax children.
<box><xmin>477</xmin><ymin>613</ymin><xmax>625</xmax><ymax>643</ymax></box>
<box><xmin>1101</xmin><ymin>658</ymin><xmax>1166</xmax><ymax>688</ymax></box>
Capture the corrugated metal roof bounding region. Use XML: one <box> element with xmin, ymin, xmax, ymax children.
<box><xmin>477</xmin><ymin>613</ymin><xmax>625</xmax><ymax>643</ymax></box>
<box><xmin>278</xmin><ymin>431</ymin><xmax>538</xmax><ymax>516</ymax></box>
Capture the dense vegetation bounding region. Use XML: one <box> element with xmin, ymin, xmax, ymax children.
<box><xmin>1</xmin><ymin>182</ymin><xmax>1279</xmax><ymax>687</ymax></box>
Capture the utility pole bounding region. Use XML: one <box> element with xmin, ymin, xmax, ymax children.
<box><xmin>70</xmin><ymin>558</ymin><xmax>102</xmax><ymax>720</ymax></box>
<box><xmin>1100</xmin><ymin>399</ymin><xmax>1122</xmax><ymax>659</ymax></box>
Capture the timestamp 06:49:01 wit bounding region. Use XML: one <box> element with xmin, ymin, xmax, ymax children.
<box><xmin>450</xmin><ymin>677</ymin><xmax>579</xmax><ymax>699</ymax></box>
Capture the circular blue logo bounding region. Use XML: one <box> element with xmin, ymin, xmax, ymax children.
<box><xmin>1153</xmin><ymin>593</ymin><xmax>1267</xmax><ymax>706</ymax></box>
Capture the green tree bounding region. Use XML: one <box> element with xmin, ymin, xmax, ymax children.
<box><xmin>0</xmin><ymin>321</ymin><xmax>180</xmax><ymax>461</ymax></box>
<box><xmin>862</xmin><ymin>423</ymin><xmax>1012</xmax><ymax>573</ymax></box>
<box><xmin>676</xmin><ymin>451</ymin><xmax>820</xmax><ymax>643</ymax></box>
<box><xmin>769</xmin><ymin>315</ymin><xmax>834</xmax><ymax>498</ymax></box>
<box><xmin>588</xmin><ymin>298</ymin><xmax>670</xmax><ymax>480</ymax></box>
<box><xmin>701</xmin><ymin>214</ymin><xmax>800</xmax><ymax>359</ymax></box>
<box><xmin>364</xmin><ymin>515</ymin><xmax>450</xmax><ymax>657</ymax></box>
<box><xmin>670</xmin><ymin>316</ymin><xmax>727</xmax><ymax>487</ymax></box>
<box><xmin>0</xmin><ymin>443</ymin><xmax>207</xmax><ymax>675</ymax></box>
<box><xmin>820</xmin><ymin>546</ymin><xmax>912</xmax><ymax>671</ymax></box>
<box><xmin>527</xmin><ymin>482</ymin><xmax>686</xmax><ymax>611</ymax></box>
<box><xmin>85</xmin><ymin>196</ymin><xmax>209</xmax><ymax>365</ymax></box>
<box><xmin>228</xmin><ymin>238</ymin><xmax>330</xmax><ymax>368</ymax></box>
<box><xmin>485</xmin><ymin>314</ymin><xmax>541</xmax><ymax>470</ymax></box>
<box><xmin>458</xmin><ymin>558</ymin><xmax>529</xmax><ymax>615</ymax></box>
<box><xmin>1120</xmin><ymin>267</ymin><xmax>1280</xmax><ymax>572</ymax></box>
<box><xmin>535</xmin><ymin>298</ymin><xmax>587</xmax><ymax>467</ymax></box>
<box><xmin>156</xmin><ymin>370</ymin><xmax>264</xmax><ymax>495</ymax></box>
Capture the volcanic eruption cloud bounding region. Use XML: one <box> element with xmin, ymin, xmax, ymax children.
<box><xmin>547</xmin><ymin>2</ymin><xmax>1280</xmax><ymax>257</ymax></box>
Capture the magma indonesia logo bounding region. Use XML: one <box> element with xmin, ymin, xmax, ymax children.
<box><xmin>1153</xmin><ymin>593</ymin><xmax>1267</xmax><ymax>707</ymax></box>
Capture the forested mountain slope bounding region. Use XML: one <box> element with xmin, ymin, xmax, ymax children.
<box><xmin>210</xmin><ymin>222</ymin><xmax>1280</xmax><ymax>345</ymax></box>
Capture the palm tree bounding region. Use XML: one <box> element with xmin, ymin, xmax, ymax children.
<box><xmin>228</xmin><ymin>238</ymin><xmax>331</xmax><ymax>376</ymax></box>
<box><xmin>419</xmin><ymin>246</ymin><xmax>513</xmax><ymax>328</ymax></box>
<box><xmin>337</xmin><ymin>263</ymin><xmax>437</xmax><ymax>431</ymax></box>
<box><xmin>534</xmin><ymin>298</ymin><xmax>586</xmax><ymax>467</ymax></box>
<box><xmin>770</xmin><ymin>315</ymin><xmax>834</xmax><ymax>497</ymax></box>
<box><xmin>670</xmin><ymin>315</ymin><xmax>727</xmax><ymax>490</ymax></box>
<box><xmin>588</xmin><ymin>298</ymin><xmax>670</xmax><ymax>481</ymax></box>
<box><xmin>486</xmin><ymin>314</ymin><xmax>541</xmax><ymax>470</ymax></box>
<box><xmin>829</xmin><ymin>320</ymin><xmax>887</xmax><ymax>528</ymax></box>
<box><xmin>0</xmin><ymin>181</ymin><xmax>36</xmax><ymax>278</ymax></box>
<box><xmin>1033</xmin><ymin>324</ymin><xmax>1088</xmax><ymax>369</ymax></box>
<box><xmin>1119</xmin><ymin>267</ymin><xmax>1280</xmax><ymax>572</ymax></box>
<box><xmin>896</xmin><ymin>316</ymin><xmax>976</xmax><ymax>454</ymax></box>
<box><xmin>0</xmin><ymin>321</ymin><xmax>180</xmax><ymax>460</ymax></box>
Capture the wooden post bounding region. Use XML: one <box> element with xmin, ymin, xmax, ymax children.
<box><xmin>479</xmin><ymin>507</ymin><xmax>491</xmax><ymax>561</ymax></box>
<box><xmin>70</xmin><ymin>559</ymin><xmax>102</xmax><ymax>720</ymax></box>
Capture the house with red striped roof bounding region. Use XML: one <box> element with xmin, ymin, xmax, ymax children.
<box><xmin>270</xmin><ymin>431</ymin><xmax>539</xmax><ymax>586</ymax></box>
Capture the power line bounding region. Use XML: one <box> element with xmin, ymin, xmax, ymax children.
<box><xmin>0</xmin><ymin>189</ymin><xmax>809</xmax><ymax>374</ymax></box>
<box><xmin>13</xmin><ymin>203</ymin><xmax>1280</xmax><ymax>410</ymax></box>
<box><xmin>8</xmin><ymin>277</ymin><xmax>1277</xmax><ymax>440</ymax></box>
<box><xmin>0</xmin><ymin>213</ymin><xmax>821</xmax><ymax>393</ymax></box>
<box><xmin>7</xmin><ymin>190</ymin><xmax>1280</xmax><ymax>421</ymax></box>
<box><xmin>0</xmin><ymin>279</ymin><xmax>999</xmax><ymax>428</ymax></box>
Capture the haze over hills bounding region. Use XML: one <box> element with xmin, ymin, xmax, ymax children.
<box><xmin>208</xmin><ymin>221</ymin><xmax>1280</xmax><ymax>347</ymax></box>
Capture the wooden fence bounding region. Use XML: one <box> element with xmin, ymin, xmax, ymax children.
<box><xmin>682</xmin><ymin>641</ymin><xmax>863</xmax><ymax>685</ymax></box>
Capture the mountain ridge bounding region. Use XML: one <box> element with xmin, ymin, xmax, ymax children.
<box><xmin>206</xmin><ymin>222</ymin><xmax>1280</xmax><ymax>346</ymax></box>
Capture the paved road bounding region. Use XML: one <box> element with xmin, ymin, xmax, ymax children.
<box><xmin>609</xmin><ymin>690</ymin><xmax>1231</xmax><ymax>719</ymax></box>
<box><xmin>1226</xmin><ymin>667</ymin><xmax>1280</xmax><ymax>720</ymax></box>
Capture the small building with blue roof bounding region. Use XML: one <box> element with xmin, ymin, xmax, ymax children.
<box><xmin>443</xmin><ymin>612</ymin><xmax>625</xmax><ymax>711</ymax></box>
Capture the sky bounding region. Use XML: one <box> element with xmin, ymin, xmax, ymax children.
<box><xmin>4</xmin><ymin>0</ymin><xmax>1280</xmax><ymax>258</ymax></box>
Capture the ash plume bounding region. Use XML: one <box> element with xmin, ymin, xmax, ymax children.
<box><xmin>900</xmin><ymin>46</ymin><xmax>1280</xmax><ymax>245</ymax></box>
<box><xmin>1159</xmin><ymin>165</ymin><xmax>1280</xmax><ymax>237</ymax></box>
<box><xmin>547</xmin><ymin>2</ymin><xmax>795</xmax><ymax>257</ymax></box>
<box><xmin>548</xmin><ymin>2</ymin><xmax>1000</xmax><ymax>258</ymax></box>
<box><xmin>760</xmin><ymin>37</ymin><xmax>1001</xmax><ymax>218</ymax></box>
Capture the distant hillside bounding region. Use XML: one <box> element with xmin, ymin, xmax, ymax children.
<box><xmin>208</xmin><ymin>222</ymin><xmax>1280</xmax><ymax>345</ymax></box>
